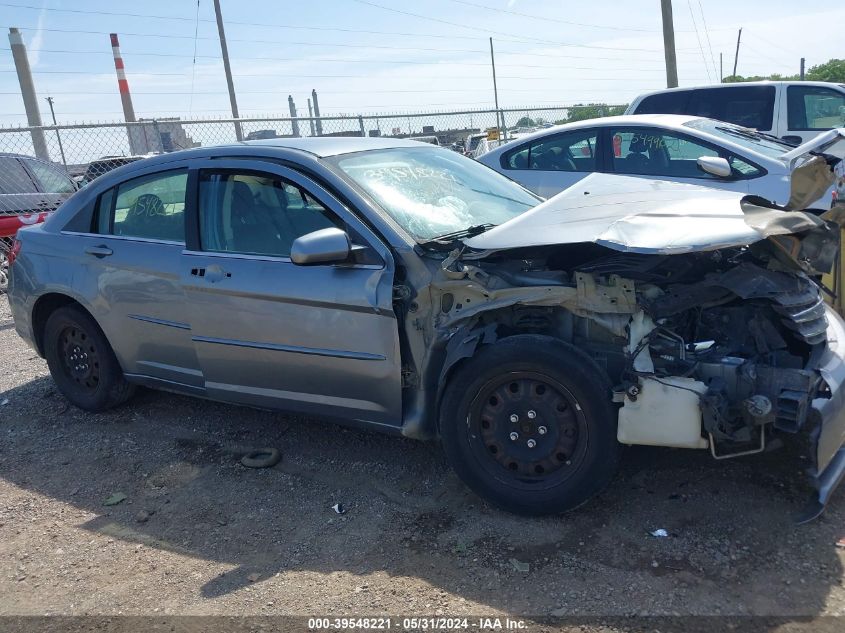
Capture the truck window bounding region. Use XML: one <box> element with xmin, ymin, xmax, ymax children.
<box><xmin>787</xmin><ymin>85</ymin><xmax>845</xmax><ymax>131</ymax></box>
<box><xmin>686</xmin><ymin>86</ymin><xmax>776</xmax><ymax>130</ymax></box>
<box><xmin>635</xmin><ymin>91</ymin><xmax>690</xmax><ymax>114</ymax></box>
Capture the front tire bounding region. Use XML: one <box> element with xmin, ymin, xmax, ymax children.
<box><xmin>440</xmin><ymin>335</ymin><xmax>618</xmax><ymax>515</ymax></box>
<box><xmin>44</xmin><ymin>305</ymin><xmax>135</xmax><ymax>411</ymax></box>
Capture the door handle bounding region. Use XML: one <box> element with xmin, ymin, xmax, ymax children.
<box><xmin>203</xmin><ymin>264</ymin><xmax>231</xmax><ymax>283</ymax></box>
<box><xmin>84</xmin><ymin>245</ymin><xmax>113</xmax><ymax>258</ymax></box>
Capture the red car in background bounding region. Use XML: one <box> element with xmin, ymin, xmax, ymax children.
<box><xmin>0</xmin><ymin>153</ymin><xmax>77</xmax><ymax>291</ymax></box>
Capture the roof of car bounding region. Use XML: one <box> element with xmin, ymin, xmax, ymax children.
<box><xmin>632</xmin><ymin>80</ymin><xmax>845</xmax><ymax>101</ymax></box>
<box><xmin>242</xmin><ymin>136</ymin><xmax>429</xmax><ymax>157</ymax></box>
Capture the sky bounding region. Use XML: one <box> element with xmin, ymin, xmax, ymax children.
<box><xmin>0</xmin><ymin>0</ymin><xmax>840</xmax><ymax>127</ymax></box>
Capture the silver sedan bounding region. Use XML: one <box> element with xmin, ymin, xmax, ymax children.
<box><xmin>7</xmin><ymin>137</ymin><xmax>845</xmax><ymax>519</ymax></box>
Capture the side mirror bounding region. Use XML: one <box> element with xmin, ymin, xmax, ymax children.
<box><xmin>697</xmin><ymin>156</ymin><xmax>733</xmax><ymax>178</ymax></box>
<box><xmin>290</xmin><ymin>227</ymin><xmax>351</xmax><ymax>265</ymax></box>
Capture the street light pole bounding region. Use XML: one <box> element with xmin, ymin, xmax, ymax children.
<box><xmin>45</xmin><ymin>96</ymin><xmax>67</xmax><ymax>169</ymax></box>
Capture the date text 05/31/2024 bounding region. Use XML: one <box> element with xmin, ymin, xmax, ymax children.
<box><xmin>307</xmin><ymin>617</ymin><xmax>529</xmax><ymax>630</ymax></box>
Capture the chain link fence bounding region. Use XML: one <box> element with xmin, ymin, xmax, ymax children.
<box><xmin>0</xmin><ymin>105</ymin><xmax>626</xmax><ymax>177</ymax></box>
<box><xmin>0</xmin><ymin>104</ymin><xmax>625</xmax><ymax>290</ymax></box>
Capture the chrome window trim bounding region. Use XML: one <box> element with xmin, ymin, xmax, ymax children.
<box><xmin>60</xmin><ymin>230</ymin><xmax>185</xmax><ymax>246</ymax></box>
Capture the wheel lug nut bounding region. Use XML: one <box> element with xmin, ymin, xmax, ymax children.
<box><xmin>527</xmin><ymin>439</ymin><xmax>537</xmax><ymax>448</ymax></box>
<box><xmin>509</xmin><ymin>414</ymin><xmax>519</xmax><ymax>423</ymax></box>
<box><xmin>527</xmin><ymin>410</ymin><xmax>536</xmax><ymax>419</ymax></box>
<box><xmin>509</xmin><ymin>432</ymin><xmax>519</xmax><ymax>441</ymax></box>
<box><xmin>538</xmin><ymin>426</ymin><xmax>547</xmax><ymax>435</ymax></box>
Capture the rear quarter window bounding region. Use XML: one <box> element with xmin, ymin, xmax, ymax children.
<box><xmin>634</xmin><ymin>91</ymin><xmax>691</xmax><ymax>114</ymax></box>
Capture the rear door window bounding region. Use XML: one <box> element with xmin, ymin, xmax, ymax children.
<box><xmin>96</xmin><ymin>170</ymin><xmax>187</xmax><ymax>242</ymax></box>
<box><xmin>503</xmin><ymin>129</ymin><xmax>598</xmax><ymax>172</ymax></box>
<box><xmin>787</xmin><ymin>85</ymin><xmax>845</xmax><ymax>130</ymax></box>
<box><xmin>0</xmin><ymin>157</ymin><xmax>37</xmax><ymax>195</ymax></box>
<box><xmin>635</xmin><ymin>90</ymin><xmax>691</xmax><ymax>114</ymax></box>
<box><xmin>24</xmin><ymin>159</ymin><xmax>75</xmax><ymax>194</ymax></box>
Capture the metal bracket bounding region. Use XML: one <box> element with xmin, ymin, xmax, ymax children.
<box><xmin>709</xmin><ymin>425</ymin><xmax>766</xmax><ymax>460</ymax></box>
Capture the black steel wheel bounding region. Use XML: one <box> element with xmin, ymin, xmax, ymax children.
<box><xmin>44</xmin><ymin>304</ymin><xmax>135</xmax><ymax>411</ymax></box>
<box><xmin>440</xmin><ymin>335</ymin><xmax>618</xmax><ymax>515</ymax></box>
<box><xmin>469</xmin><ymin>372</ymin><xmax>589</xmax><ymax>489</ymax></box>
<box><xmin>58</xmin><ymin>324</ymin><xmax>101</xmax><ymax>392</ymax></box>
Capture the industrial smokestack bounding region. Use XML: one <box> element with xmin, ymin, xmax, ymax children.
<box><xmin>110</xmin><ymin>33</ymin><xmax>147</xmax><ymax>154</ymax></box>
<box><xmin>8</xmin><ymin>28</ymin><xmax>48</xmax><ymax>160</ymax></box>
<box><xmin>288</xmin><ymin>95</ymin><xmax>300</xmax><ymax>138</ymax></box>
<box><xmin>311</xmin><ymin>89</ymin><xmax>323</xmax><ymax>136</ymax></box>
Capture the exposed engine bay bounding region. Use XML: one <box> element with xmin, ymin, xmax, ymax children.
<box><xmin>422</xmin><ymin>233</ymin><xmax>838</xmax><ymax>516</ymax></box>
<box><xmin>577</xmin><ymin>245</ymin><xmax>827</xmax><ymax>458</ymax></box>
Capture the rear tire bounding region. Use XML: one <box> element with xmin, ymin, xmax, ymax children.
<box><xmin>440</xmin><ymin>335</ymin><xmax>618</xmax><ymax>515</ymax></box>
<box><xmin>44</xmin><ymin>305</ymin><xmax>135</xmax><ymax>411</ymax></box>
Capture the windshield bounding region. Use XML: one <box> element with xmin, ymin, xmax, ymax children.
<box><xmin>331</xmin><ymin>146</ymin><xmax>539</xmax><ymax>241</ymax></box>
<box><xmin>683</xmin><ymin>118</ymin><xmax>794</xmax><ymax>158</ymax></box>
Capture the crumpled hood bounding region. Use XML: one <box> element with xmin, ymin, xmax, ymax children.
<box><xmin>782</xmin><ymin>128</ymin><xmax>845</xmax><ymax>210</ymax></box>
<box><xmin>465</xmin><ymin>173</ymin><xmax>828</xmax><ymax>254</ymax></box>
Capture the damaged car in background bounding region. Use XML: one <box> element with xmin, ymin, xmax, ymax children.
<box><xmin>6</xmin><ymin>133</ymin><xmax>845</xmax><ymax>521</ymax></box>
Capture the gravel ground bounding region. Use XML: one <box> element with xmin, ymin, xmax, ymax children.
<box><xmin>1</xmin><ymin>294</ymin><xmax>845</xmax><ymax>626</ymax></box>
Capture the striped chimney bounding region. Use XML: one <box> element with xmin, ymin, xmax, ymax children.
<box><xmin>110</xmin><ymin>33</ymin><xmax>136</xmax><ymax>123</ymax></box>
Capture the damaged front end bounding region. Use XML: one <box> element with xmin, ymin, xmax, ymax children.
<box><xmin>426</xmin><ymin>174</ymin><xmax>845</xmax><ymax>520</ymax></box>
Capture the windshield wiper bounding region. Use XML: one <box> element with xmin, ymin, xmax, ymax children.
<box><xmin>419</xmin><ymin>223</ymin><xmax>496</xmax><ymax>248</ymax></box>
<box><xmin>715</xmin><ymin>125</ymin><xmax>794</xmax><ymax>148</ymax></box>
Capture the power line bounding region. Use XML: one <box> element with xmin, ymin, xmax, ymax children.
<box><xmin>0</xmin><ymin>47</ymin><xmax>675</xmax><ymax>73</ymax></box>
<box><xmin>686</xmin><ymin>0</ymin><xmax>711</xmax><ymax>82</ymax></box>
<box><xmin>0</xmin><ymin>44</ymin><xmax>687</xmax><ymax>66</ymax></box>
<box><xmin>2</xmin><ymin>23</ymin><xmax>705</xmax><ymax>59</ymax></box>
<box><xmin>447</xmin><ymin>0</ymin><xmax>734</xmax><ymax>33</ymax></box>
<box><xmin>696</xmin><ymin>0</ymin><xmax>718</xmax><ymax>80</ymax></box>
<box><xmin>0</xmin><ymin>69</ymin><xmax>185</xmax><ymax>75</ymax></box>
<box><xmin>188</xmin><ymin>0</ymin><xmax>201</xmax><ymax>117</ymax></box>
<box><xmin>0</xmin><ymin>2</ymin><xmax>688</xmax><ymax>52</ymax></box>
<box><xmin>446</xmin><ymin>0</ymin><xmax>664</xmax><ymax>32</ymax></box>
<box><xmin>348</xmin><ymin>0</ymin><xmax>680</xmax><ymax>53</ymax></box>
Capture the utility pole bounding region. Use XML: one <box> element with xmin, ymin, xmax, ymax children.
<box><xmin>288</xmin><ymin>95</ymin><xmax>300</xmax><ymax>138</ymax></box>
<box><xmin>800</xmin><ymin>57</ymin><xmax>806</xmax><ymax>80</ymax></box>
<box><xmin>45</xmin><ymin>97</ymin><xmax>66</xmax><ymax>169</ymax></box>
<box><xmin>311</xmin><ymin>89</ymin><xmax>323</xmax><ymax>136</ymax></box>
<box><xmin>732</xmin><ymin>27</ymin><xmax>742</xmax><ymax>78</ymax></box>
<box><xmin>720</xmin><ymin>53</ymin><xmax>723</xmax><ymax>83</ymax></box>
<box><xmin>489</xmin><ymin>37</ymin><xmax>505</xmax><ymax>141</ymax></box>
<box><xmin>8</xmin><ymin>27</ymin><xmax>48</xmax><ymax>160</ymax></box>
<box><xmin>660</xmin><ymin>0</ymin><xmax>678</xmax><ymax>88</ymax></box>
<box><xmin>213</xmin><ymin>0</ymin><xmax>242</xmax><ymax>141</ymax></box>
<box><xmin>307</xmin><ymin>98</ymin><xmax>316</xmax><ymax>136</ymax></box>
